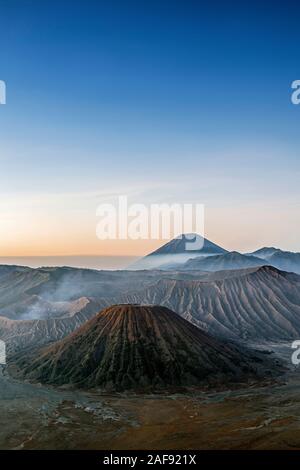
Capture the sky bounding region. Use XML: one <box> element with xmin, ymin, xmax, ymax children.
<box><xmin>0</xmin><ymin>0</ymin><xmax>300</xmax><ymax>258</ymax></box>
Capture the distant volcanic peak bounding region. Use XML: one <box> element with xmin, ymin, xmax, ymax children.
<box><xmin>150</xmin><ymin>233</ymin><xmax>227</xmax><ymax>256</ymax></box>
<box><xmin>129</xmin><ymin>234</ymin><xmax>228</xmax><ymax>270</ymax></box>
<box><xmin>13</xmin><ymin>303</ymin><xmax>275</xmax><ymax>391</ymax></box>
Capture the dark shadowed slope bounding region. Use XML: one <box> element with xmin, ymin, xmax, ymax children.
<box><xmin>11</xmin><ymin>305</ymin><xmax>278</xmax><ymax>391</ymax></box>
<box><xmin>125</xmin><ymin>267</ymin><xmax>300</xmax><ymax>341</ymax></box>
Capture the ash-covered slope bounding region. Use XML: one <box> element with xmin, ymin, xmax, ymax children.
<box><xmin>0</xmin><ymin>266</ymin><xmax>171</xmax><ymax>320</ymax></box>
<box><xmin>125</xmin><ymin>267</ymin><xmax>300</xmax><ymax>341</ymax></box>
<box><xmin>0</xmin><ymin>298</ymin><xmax>110</xmax><ymax>355</ymax></box>
<box><xmin>12</xmin><ymin>304</ymin><xmax>276</xmax><ymax>391</ymax></box>
<box><xmin>0</xmin><ymin>267</ymin><xmax>258</xmax><ymax>355</ymax></box>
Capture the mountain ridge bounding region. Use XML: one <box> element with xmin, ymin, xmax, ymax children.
<box><xmin>180</xmin><ymin>251</ymin><xmax>268</xmax><ymax>272</ymax></box>
<box><xmin>123</xmin><ymin>266</ymin><xmax>300</xmax><ymax>341</ymax></box>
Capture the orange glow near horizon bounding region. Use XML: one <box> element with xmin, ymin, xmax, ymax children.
<box><xmin>1</xmin><ymin>193</ymin><xmax>299</xmax><ymax>257</ymax></box>
<box><xmin>1</xmin><ymin>210</ymin><xmax>299</xmax><ymax>257</ymax></box>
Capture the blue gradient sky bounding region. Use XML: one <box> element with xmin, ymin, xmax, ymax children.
<box><xmin>0</xmin><ymin>0</ymin><xmax>299</xmax><ymax>256</ymax></box>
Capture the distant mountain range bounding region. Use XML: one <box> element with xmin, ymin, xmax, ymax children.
<box><xmin>181</xmin><ymin>251</ymin><xmax>268</xmax><ymax>271</ymax></box>
<box><xmin>248</xmin><ymin>247</ymin><xmax>279</xmax><ymax>258</ymax></box>
<box><xmin>131</xmin><ymin>234</ymin><xmax>300</xmax><ymax>274</ymax></box>
<box><xmin>250</xmin><ymin>248</ymin><xmax>300</xmax><ymax>274</ymax></box>
<box><xmin>12</xmin><ymin>304</ymin><xmax>280</xmax><ymax>391</ymax></box>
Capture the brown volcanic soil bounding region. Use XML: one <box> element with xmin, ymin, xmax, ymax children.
<box><xmin>12</xmin><ymin>304</ymin><xmax>278</xmax><ymax>391</ymax></box>
<box><xmin>0</xmin><ymin>366</ymin><xmax>298</xmax><ymax>450</ymax></box>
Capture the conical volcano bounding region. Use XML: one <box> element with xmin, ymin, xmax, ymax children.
<box><xmin>13</xmin><ymin>304</ymin><xmax>278</xmax><ymax>391</ymax></box>
<box><xmin>131</xmin><ymin>233</ymin><xmax>228</xmax><ymax>270</ymax></box>
<box><xmin>151</xmin><ymin>233</ymin><xmax>227</xmax><ymax>255</ymax></box>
